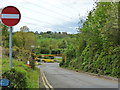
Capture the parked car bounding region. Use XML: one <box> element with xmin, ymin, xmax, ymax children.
<box><xmin>41</xmin><ymin>59</ymin><xmax>54</xmax><ymax>63</ymax></box>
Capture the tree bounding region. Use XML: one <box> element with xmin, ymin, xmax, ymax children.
<box><xmin>0</xmin><ymin>23</ymin><xmax>9</xmax><ymax>47</ymax></box>
<box><xmin>46</xmin><ymin>31</ymin><xmax>52</xmax><ymax>34</ymax></box>
<box><xmin>35</xmin><ymin>31</ymin><xmax>39</xmax><ymax>35</ymax></box>
<box><xmin>40</xmin><ymin>32</ymin><xmax>43</xmax><ymax>35</ymax></box>
<box><xmin>13</xmin><ymin>31</ymin><xmax>37</xmax><ymax>50</ymax></box>
<box><xmin>20</xmin><ymin>26</ymin><xmax>29</xmax><ymax>32</ymax></box>
<box><xmin>62</xmin><ymin>32</ymin><xmax>67</xmax><ymax>35</ymax></box>
<box><xmin>60</xmin><ymin>2</ymin><xmax>120</xmax><ymax>77</ymax></box>
<box><xmin>58</xmin><ymin>40</ymin><xmax>67</xmax><ymax>49</ymax></box>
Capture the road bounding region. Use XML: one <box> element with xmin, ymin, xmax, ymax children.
<box><xmin>38</xmin><ymin>63</ymin><xmax>118</xmax><ymax>88</ymax></box>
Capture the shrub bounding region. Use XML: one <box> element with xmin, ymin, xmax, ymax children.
<box><xmin>3</xmin><ymin>67</ymin><xmax>28</xmax><ymax>88</ymax></box>
<box><xmin>2</xmin><ymin>58</ymin><xmax>39</xmax><ymax>88</ymax></box>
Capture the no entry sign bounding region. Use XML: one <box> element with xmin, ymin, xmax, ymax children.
<box><xmin>1</xmin><ymin>6</ymin><xmax>21</xmax><ymax>26</ymax></box>
<box><xmin>0</xmin><ymin>6</ymin><xmax>21</xmax><ymax>69</ymax></box>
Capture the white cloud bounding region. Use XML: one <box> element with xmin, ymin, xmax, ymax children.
<box><xmin>45</xmin><ymin>0</ymin><xmax>60</xmax><ymax>5</ymax></box>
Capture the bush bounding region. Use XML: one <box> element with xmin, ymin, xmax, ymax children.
<box><xmin>60</xmin><ymin>46</ymin><xmax>120</xmax><ymax>78</ymax></box>
<box><xmin>2</xmin><ymin>58</ymin><xmax>39</xmax><ymax>88</ymax></box>
<box><xmin>3</xmin><ymin>67</ymin><xmax>28</xmax><ymax>88</ymax></box>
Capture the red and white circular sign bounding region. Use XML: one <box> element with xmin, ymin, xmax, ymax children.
<box><xmin>1</xmin><ymin>6</ymin><xmax>21</xmax><ymax>26</ymax></box>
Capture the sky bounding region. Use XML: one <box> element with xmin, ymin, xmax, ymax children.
<box><xmin>0</xmin><ymin>0</ymin><xmax>96</xmax><ymax>34</ymax></box>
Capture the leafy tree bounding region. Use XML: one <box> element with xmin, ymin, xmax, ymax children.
<box><xmin>58</xmin><ymin>40</ymin><xmax>67</xmax><ymax>49</ymax></box>
<box><xmin>13</xmin><ymin>31</ymin><xmax>37</xmax><ymax>50</ymax></box>
<box><xmin>20</xmin><ymin>26</ymin><xmax>29</xmax><ymax>32</ymax></box>
<box><xmin>60</xmin><ymin>2</ymin><xmax>120</xmax><ymax>78</ymax></box>
<box><xmin>0</xmin><ymin>23</ymin><xmax>9</xmax><ymax>47</ymax></box>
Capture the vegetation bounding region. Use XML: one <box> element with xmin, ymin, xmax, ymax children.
<box><xmin>0</xmin><ymin>23</ymin><xmax>9</xmax><ymax>47</ymax></box>
<box><xmin>1</xmin><ymin>24</ymin><xmax>39</xmax><ymax>88</ymax></box>
<box><xmin>34</xmin><ymin>31</ymin><xmax>73</xmax><ymax>55</ymax></box>
<box><xmin>1</xmin><ymin>2</ymin><xmax>119</xmax><ymax>89</ymax></box>
<box><xmin>2</xmin><ymin>58</ymin><xmax>39</xmax><ymax>88</ymax></box>
<box><xmin>60</xmin><ymin>2</ymin><xmax>120</xmax><ymax>78</ymax></box>
<box><xmin>1</xmin><ymin>25</ymin><xmax>37</xmax><ymax>68</ymax></box>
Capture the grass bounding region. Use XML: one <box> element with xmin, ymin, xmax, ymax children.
<box><xmin>1</xmin><ymin>58</ymin><xmax>40</xmax><ymax>88</ymax></box>
<box><xmin>27</xmin><ymin>68</ymin><xmax>39</xmax><ymax>88</ymax></box>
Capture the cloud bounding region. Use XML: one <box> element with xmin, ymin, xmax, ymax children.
<box><xmin>0</xmin><ymin>0</ymin><xmax>95</xmax><ymax>34</ymax></box>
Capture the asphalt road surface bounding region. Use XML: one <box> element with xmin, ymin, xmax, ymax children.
<box><xmin>38</xmin><ymin>63</ymin><xmax>118</xmax><ymax>88</ymax></box>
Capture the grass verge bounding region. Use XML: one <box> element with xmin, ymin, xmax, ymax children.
<box><xmin>1</xmin><ymin>58</ymin><xmax>39</xmax><ymax>88</ymax></box>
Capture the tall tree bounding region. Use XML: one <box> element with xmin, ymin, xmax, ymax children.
<box><xmin>0</xmin><ymin>23</ymin><xmax>9</xmax><ymax>47</ymax></box>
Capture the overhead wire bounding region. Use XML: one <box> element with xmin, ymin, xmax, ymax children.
<box><xmin>3</xmin><ymin>0</ymin><xmax>73</xmax><ymax>28</ymax></box>
<box><xmin>25</xmin><ymin>1</ymin><xmax>73</xmax><ymax>20</ymax></box>
<box><xmin>1</xmin><ymin>0</ymin><xmax>79</xmax><ymax>32</ymax></box>
<box><xmin>3</xmin><ymin>0</ymin><xmax>71</xmax><ymax>22</ymax></box>
<box><xmin>22</xmin><ymin>16</ymin><xmax>52</xmax><ymax>26</ymax></box>
<box><xmin>59</xmin><ymin>1</ymin><xmax>81</xmax><ymax>13</ymax></box>
<box><xmin>40</xmin><ymin>0</ymin><xmax>80</xmax><ymax>16</ymax></box>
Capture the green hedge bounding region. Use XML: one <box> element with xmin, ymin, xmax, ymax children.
<box><xmin>61</xmin><ymin>46</ymin><xmax>120</xmax><ymax>78</ymax></box>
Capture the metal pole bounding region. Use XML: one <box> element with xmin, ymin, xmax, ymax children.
<box><xmin>9</xmin><ymin>26</ymin><xmax>13</xmax><ymax>69</ymax></box>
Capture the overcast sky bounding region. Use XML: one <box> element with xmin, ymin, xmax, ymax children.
<box><xmin>0</xmin><ymin>0</ymin><xmax>96</xmax><ymax>34</ymax></box>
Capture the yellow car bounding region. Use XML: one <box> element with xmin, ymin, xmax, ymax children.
<box><xmin>41</xmin><ymin>59</ymin><xmax>54</xmax><ymax>63</ymax></box>
<box><xmin>35</xmin><ymin>57</ymin><xmax>40</xmax><ymax>60</ymax></box>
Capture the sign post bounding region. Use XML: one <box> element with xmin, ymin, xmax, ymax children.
<box><xmin>1</xmin><ymin>6</ymin><xmax>21</xmax><ymax>69</ymax></box>
<box><xmin>9</xmin><ymin>27</ymin><xmax>12</xmax><ymax>68</ymax></box>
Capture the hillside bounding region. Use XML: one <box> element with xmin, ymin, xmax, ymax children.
<box><xmin>60</xmin><ymin>2</ymin><xmax>120</xmax><ymax>78</ymax></box>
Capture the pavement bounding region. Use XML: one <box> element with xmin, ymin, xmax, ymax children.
<box><xmin>38</xmin><ymin>63</ymin><xmax>118</xmax><ymax>89</ymax></box>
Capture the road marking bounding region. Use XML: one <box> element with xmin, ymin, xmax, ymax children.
<box><xmin>41</xmin><ymin>69</ymin><xmax>54</xmax><ymax>90</ymax></box>
<box><xmin>42</xmin><ymin>71</ymin><xmax>54</xmax><ymax>89</ymax></box>
<box><xmin>41</xmin><ymin>73</ymin><xmax>49</xmax><ymax>89</ymax></box>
